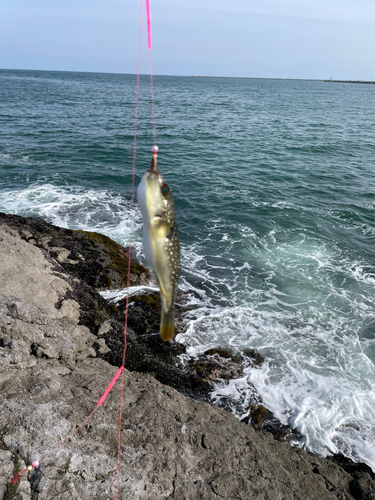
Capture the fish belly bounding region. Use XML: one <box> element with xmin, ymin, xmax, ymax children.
<box><xmin>137</xmin><ymin>177</ymin><xmax>155</xmax><ymax>269</ymax></box>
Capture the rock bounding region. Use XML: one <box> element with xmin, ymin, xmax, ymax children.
<box><xmin>195</xmin><ymin>348</ymin><xmax>245</xmax><ymax>380</ymax></box>
<box><xmin>108</xmin><ymin>297</ymin><xmax>247</xmax><ymax>402</ymax></box>
<box><xmin>0</xmin><ymin>216</ymin><xmax>375</xmax><ymax>499</ymax></box>
<box><xmin>243</xmin><ymin>347</ymin><xmax>265</xmax><ymax>366</ymax></box>
<box><xmin>0</xmin><ymin>212</ymin><xmax>150</xmax><ymax>291</ymax></box>
<box><xmin>0</xmin><ymin>450</ymin><xmax>14</xmax><ymax>499</ymax></box>
<box><xmin>94</xmin><ymin>319</ymin><xmax>213</xmax><ymax>402</ymax></box>
<box><xmin>120</xmin><ymin>292</ymin><xmax>162</xmax><ymax>336</ymax></box>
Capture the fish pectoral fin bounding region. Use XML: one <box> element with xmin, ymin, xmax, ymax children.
<box><xmin>150</xmin><ymin>219</ymin><xmax>171</xmax><ymax>239</ymax></box>
<box><xmin>160</xmin><ymin>307</ymin><xmax>175</xmax><ymax>341</ymax></box>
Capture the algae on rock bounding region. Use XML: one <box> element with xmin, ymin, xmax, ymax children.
<box><xmin>76</xmin><ymin>230</ymin><xmax>150</xmax><ymax>288</ymax></box>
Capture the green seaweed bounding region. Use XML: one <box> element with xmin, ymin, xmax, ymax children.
<box><xmin>118</xmin><ymin>292</ymin><xmax>162</xmax><ymax>316</ymax></box>
<box><xmin>204</xmin><ymin>348</ymin><xmax>241</xmax><ymax>363</ymax></box>
<box><xmin>77</xmin><ymin>230</ymin><xmax>150</xmax><ymax>285</ymax></box>
<box><xmin>188</xmin><ymin>361</ymin><xmax>207</xmax><ymax>374</ymax></box>
<box><xmin>110</xmin><ymin>303</ymin><xmax>119</xmax><ymax>314</ymax></box>
<box><xmin>129</xmin><ymin>293</ymin><xmax>161</xmax><ymax>313</ymax></box>
<box><xmin>90</xmin><ymin>296</ymin><xmax>110</xmax><ymax>327</ymax></box>
<box><xmin>3</xmin><ymin>455</ymin><xmax>20</xmax><ymax>500</ymax></box>
<box><xmin>243</xmin><ymin>348</ymin><xmax>264</xmax><ymax>367</ymax></box>
<box><xmin>249</xmin><ymin>404</ymin><xmax>267</xmax><ymax>426</ymax></box>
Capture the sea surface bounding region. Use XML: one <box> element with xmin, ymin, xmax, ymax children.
<box><xmin>1</xmin><ymin>69</ymin><xmax>375</xmax><ymax>470</ymax></box>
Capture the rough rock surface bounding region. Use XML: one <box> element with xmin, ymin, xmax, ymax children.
<box><xmin>0</xmin><ymin>219</ymin><xmax>374</xmax><ymax>499</ymax></box>
<box><xmin>0</xmin><ymin>212</ymin><xmax>150</xmax><ymax>291</ymax></box>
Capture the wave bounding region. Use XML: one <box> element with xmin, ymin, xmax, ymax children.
<box><xmin>177</xmin><ymin>301</ymin><xmax>375</xmax><ymax>471</ymax></box>
<box><xmin>0</xmin><ymin>183</ymin><xmax>143</xmax><ymax>249</ymax></box>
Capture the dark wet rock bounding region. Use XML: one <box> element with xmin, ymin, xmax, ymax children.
<box><xmin>56</xmin><ymin>272</ymin><xmax>111</xmax><ymax>334</ymax></box>
<box><xmin>115</xmin><ymin>289</ymin><xmax>194</xmax><ymax>337</ymax></box>
<box><xmin>107</xmin><ymin>297</ymin><xmax>247</xmax><ymax>402</ymax></box>
<box><xmin>243</xmin><ymin>347</ymin><xmax>265</xmax><ymax>366</ymax></box>
<box><xmin>118</xmin><ymin>292</ymin><xmax>161</xmax><ymax>336</ymax></box>
<box><xmin>204</xmin><ymin>347</ymin><xmax>241</xmax><ymax>360</ymax></box>
<box><xmin>190</xmin><ymin>348</ymin><xmax>245</xmax><ymax>381</ymax></box>
<box><xmin>240</xmin><ymin>404</ymin><xmax>304</xmax><ymax>446</ymax></box>
<box><xmin>94</xmin><ymin>319</ymin><xmax>213</xmax><ymax>403</ymax></box>
<box><xmin>0</xmin><ymin>212</ymin><xmax>150</xmax><ymax>291</ymax></box>
<box><xmin>75</xmin><ymin>230</ymin><xmax>150</xmax><ymax>289</ymax></box>
<box><xmin>329</xmin><ymin>455</ymin><xmax>375</xmax><ymax>500</ymax></box>
<box><xmin>104</xmin><ymin>291</ymin><xmax>213</xmax><ymax>400</ymax></box>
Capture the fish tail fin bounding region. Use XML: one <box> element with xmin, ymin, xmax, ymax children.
<box><xmin>160</xmin><ymin>308</ymin><xmax>175</xmax><ymax>341</ymax></box>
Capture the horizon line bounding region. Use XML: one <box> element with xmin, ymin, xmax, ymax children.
<box><xmin>0</xmin><ymin>67</ymin><xmax>328</xmax><ymax>81</ymax></box>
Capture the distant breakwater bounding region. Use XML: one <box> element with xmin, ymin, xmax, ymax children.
<box><xmin>325</xmin><ymin>79</ymin><xmax>375</xmax><ymax>85</ymax></box>
<box><xmin>192</xmin><ymin>75</ymin><xmax>322</xmax><ymax>81</ymax></box>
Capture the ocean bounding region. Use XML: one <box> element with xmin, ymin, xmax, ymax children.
<box><xmin>1</xmin><ymin>68</ymin><xmax>375</xmax><ymax>470</ymax></box>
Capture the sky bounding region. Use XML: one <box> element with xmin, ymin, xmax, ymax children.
<box><xmin>1</xmin><ymin>0</ymin><xmax>375</xmax><ymax>79</ymax></box>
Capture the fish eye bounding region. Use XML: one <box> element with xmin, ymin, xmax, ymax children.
<box><xmin>161</xmin><ymin>183</ymin><xmax>169</xmax><ymax>194</ymax></box>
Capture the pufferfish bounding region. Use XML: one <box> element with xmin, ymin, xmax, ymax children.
<box><xmin>137</xmin><ymin>153</ymin><xmax>180</xmax><ymax>341</ymax></box>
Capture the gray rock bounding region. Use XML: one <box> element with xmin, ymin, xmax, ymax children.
<box><xmin>0</xmin><ymin>212</ymin><xmax>150</xmax><ymax>291</ymax></box>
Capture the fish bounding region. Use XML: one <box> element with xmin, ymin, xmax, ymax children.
<box><xmin>137</xmin><ymin>166</ymin><xmax>180</xmax><ymax>341</ymax></box>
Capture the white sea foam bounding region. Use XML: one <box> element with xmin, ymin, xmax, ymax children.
<box><xmin>177</xmin><ymin>300</ymin><xmax>375</xmax><ymax>468</ymax></box>
<box><xmin>177</xmin><ymin>223</ymin><xmax>375</xmax><ymax>471</ymax></box>
<box><xmin>0</xmin><ymin>183</ymin><xmax>143</xmax><ymax>249</ymax></box>
<box><xmin>100</xmin><ymin>285</ymin><xmax>159</xmax><ymax>303</ymax></box>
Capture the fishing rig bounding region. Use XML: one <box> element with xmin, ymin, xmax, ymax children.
<box><xmin>11</xmin><ymin>1</ymin><xmax>159</xmax><ymax>496</ymax></box>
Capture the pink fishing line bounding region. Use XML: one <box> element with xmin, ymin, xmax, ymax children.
<box><xmin>115</xmin><ymin>2</ymin><xmax>144</xmax><ymax>495</ymax></box>
<box><xmin>97</xmin><ymin>367</ymin><xmax>124</xmax><ymax>407</ymax></box>
<box><xmin>12</xmin><ymin>0</ymin><xmax>154</xmax><ymax>490</ymax></box>
<box><xmin>149</xmin><ymin>52</ymin><xmax>157</xmax><ymax>145</ymax></box>
<box><xmin>12</xmin><ymin>365</ymin><xmax>125</xmax><ymax>483</ymax></box>
<box><xmin>146</xmin><ymin>0</ymin><xmax>152</xmax><ymax>50</ymax></box>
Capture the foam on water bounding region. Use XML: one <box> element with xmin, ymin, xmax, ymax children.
<box><xmin>100</xmin><ymin>285</ymin><xmax>159</xmax><ymax>302</ymax></box>
<box><xmin>0</xmin><ymin>183</ymin><xmax>143</xmax><ymax>249</ymax></box>
<box><xmin>178</xmin><ymin>305</ymin><xmax>375</xmax><ymax>468</ymax></box>
<box><xmin>177</xmin><ymin>229</ymin><xmax>375</xmax><ymax>470</ymax></box>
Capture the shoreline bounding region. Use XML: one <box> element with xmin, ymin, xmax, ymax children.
<box><xmin>0</xmin><ymin>212</ymin><xmax>374</xmax><ymax>499</ymax></box>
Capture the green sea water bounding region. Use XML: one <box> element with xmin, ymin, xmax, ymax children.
<box><xmin>1</xmin><ymin>69</ymin><xmax>375</xmax><ymax>469</ymax></box>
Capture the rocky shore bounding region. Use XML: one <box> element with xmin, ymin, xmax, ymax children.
<box><xmin>0</xmin><ymin>212</ymin><xmax>374</xmax><ymax>500</ymax></box>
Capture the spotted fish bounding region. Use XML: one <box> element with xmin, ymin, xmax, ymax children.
<box><xmin>137</xmin><ymin>167</ymin><xmax>180</xmax><ymax>341</ymax></box>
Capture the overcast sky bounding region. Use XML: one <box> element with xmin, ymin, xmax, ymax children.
<box><xmin>1</xmin><ymin>0</ymin><xmax>375</xmax><ymax>79</ymax></box>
